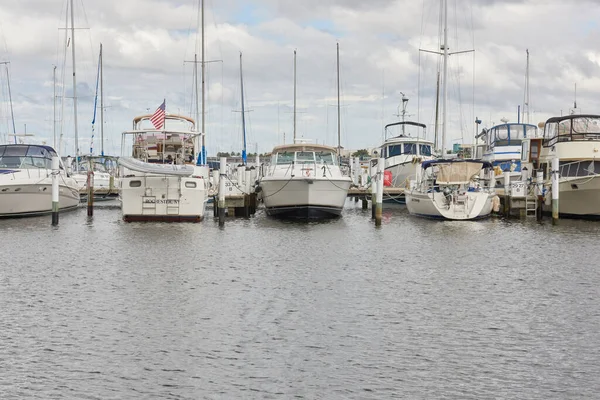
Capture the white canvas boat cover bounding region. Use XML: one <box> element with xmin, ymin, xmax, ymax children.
<box><xmin>118</xmin><ymin>157</ymin><xmax>195</xmax><ymax>177</ymax></box>
<box><xmin>436</xmin><ymin>162</ymin><xmax>482</xmax><ymax>185</ymax></box>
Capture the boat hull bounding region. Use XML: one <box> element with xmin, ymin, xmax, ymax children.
<box><xmin>0</xmin><ymin>182</ymin><xmax>80</xmax><ymax>217</ymax></box>
<box><xmin>543</xmin><ymin>175</ymin><xmax>600</xmax><ymax>217</ymax></box>
<box><xmin>120</xmin><ymin>174</ymin><xmax>208</xmax><ymax>222</ymax></box>
<box><xmin>260</xmin><ymin>177</ymin><xmax>351</xmax><ymax>219</ymax></box>
<box><xmin>406</xmin><ymin>190</ymin><xmax>494</xmax><ymax>220</ymax></box>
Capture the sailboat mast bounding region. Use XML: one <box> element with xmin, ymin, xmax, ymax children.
<box><xmin>441</xmin><ymin>0</ymin><xmax>448</xmax><ymax>156</ymax></box>
<box><xmin>100</xmin><ymin>43</ymin><xmax>104</xmax><ymax>156</ymax></box>
<box><xmin>293</xmin><ymin>49</ymin><xmax>297</xmax><ymax>142</ymax></box>
<box><xmin>194</xmin><ymin>52</ymin><xmax>199</xmax><ymax>137</ymax></box>
<box><xmin>336</xmin><ymin>42</ymin><xmax>341</xmax><ymax>161</ymax></box>
<box><xmin>240</xmin><ymin>52</ymin><xmax>247</xmax><ymax>164</ymax></box>
<box><xmin>70</xmin><ymin>0</ymin><xmax>79</xmax><ymax>168</ymax></box>
<box><xmin>53</xmin><ymin>65</ymin><xmax>57</xmax><ymax>149</ymax></box>
<box><xmin>3</xmin><ymin>64</ymin><xmax>17</xmax><ymax>144</ymax></box>
<box><xmin>200</xmin><ymin>0</ymin><xmax>206</xmax><ymax>164</ymax></box>
<box><xmin>434</xmin><ymin>71</ymin><xmax>440</xmax><ymax>151</ymax></box>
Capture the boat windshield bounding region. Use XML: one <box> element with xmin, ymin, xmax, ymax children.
<box><xmin>296</xmin><ymin>151</ymin><xmax>315</xmax><ymax>164</ymax></box>
<box><xmin>0</xmin><ymin>145</ymin><xmax>57</xmax><ymax>169</ymax></box>
<box><xmin>544</xmin><ymin>116</ymin><xmax>600</xmax><ymax>146</ymax></box>
<box><xmin>275</xmin><ymin>151</ymin><xmax>294</xmax><ymax>165</ymax></box>
<box><xmin>420</xmin><ymin>144</ymin><xmax>432</xmax><ymax>156</ymax></box>
<box><xmin>316</xmin><ymin>151</ymin><xmax>336</xmax><ymax>165</ymax></box>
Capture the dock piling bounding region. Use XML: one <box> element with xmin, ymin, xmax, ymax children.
<box><xmin>218</xmin><ymin>157</ymin><xmax>226</xmax><ymax>227</ymax></box>
<box><xmin>51</xmin><ymin>156</ymin><xmax>60</xmax><ymax>226</ymax></box>
<box><xmin>536</xmin><ymin>170</ymin><xmax>543</xmax><ymax>221</ymax></box>
<box><xmin>503</xmin><ymin>169</ymin><xmax>511</xmax><ymax>217</ymax></box>
<box><xmin>375</xmin><ymin>157</ymin><xmax>384</xmax><ymax>226</ymax></box>
<box><xmin>371</xmin><ymin>160</ymin><xmax>377</xmax><ymax>219</ymax></box>
<box><xmin>87</xmin><ymin>169</ymin><xmax>94</xmax><ymax>217</ymax></box>
<box><xmin>551</xmin><ymin>157</ymin><xmax>559</xmax><ymax>225</ymax></box>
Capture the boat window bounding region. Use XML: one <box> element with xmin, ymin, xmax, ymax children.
<box><xmin>316</xmin><ymin>151</ymin><xmax>335</xmax><ymax>165</ymax></box>
<box><xmin>0</xmin><ymin>156</ymin><xmax>21</xmax><ymax>168</ymax></box>
<box><xmin>185</xmin><ymin>181</ymin><xmax>197</xmax><ymax>188</ymax></box>
<box><xmin>419</xmin><ymin>144</ymin><xmax>432</xmax><ymax>156</ymax></box>
<box><xmin>296</xmin><ymin>151</ymin><xmax>315</xmax><ymax>163</ymax></box>
<box><xmin>26</xmin><ymin>146</ymin><xmax>54</xmax><ymax>158</ymax></box>
<box><xmin>573</xmin><ymin>116</ymin><xmax>600</xmax><ymax>135</ymax></box>
<box><xmin>129</xmin><ymin>180</ymin><xmax>142</xmax><ymax>187</ymax></box>
<box><xmin>404</xmin><ymin>143</ymin><xmax>416</xmax><ymax>155</ymax></box>
<box><xmin>494</xmin><ymin>126</ymin><xmax>509</xmax><ymax>142</ymax></box>
<box><xmin>3</xmin><ymin>145</ymin><xmax>29</xmax><ymax>157</ymax></box>
<box><xmin>276</xmin><ymin>152</ymin><xmax>294</xmax><ymax>165</ymax></box>
<box><xmin>387</xmin><ymin>145</ymin><xmax>402</xmax><ymax>157</ymax></box>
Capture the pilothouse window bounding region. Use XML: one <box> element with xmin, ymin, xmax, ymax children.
<box><xmin>296</xmin><ymin>151</ymin><xmax>315</xmax><ymax>163</ymax></box>
<box><xmin>316</xmin><ymin>151</ymin><xmax>336</xmax><ymax>165</ymax></box>
<box><xmin>276</xmin><ymin>152</ymin><xmax>294</xmax><ymax>165</ymax></box>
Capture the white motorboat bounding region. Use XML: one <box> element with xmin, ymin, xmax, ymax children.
<box><xmin>258</xmin><ymin>143</ymin><xmax>352</xmax><ymax>219</ymax></box>
<box><xmin>479</xmin><ymin>122</ymin><xmax>538</xmax><ymax>188</ymax></box>
<box><xmin>71</xmin><ymin>156</ymin><xmax>119</xmax><ymax>198</ymax></box>
<box><xmin>380</xmin><ymin>121</ymin><xmax>435</xmax><ymax>196</ymax></box>
<box><xmin>119</xmin><ymin>113</ymin><xmax>209</xmax><ymax>222</ymax></box>
<box><xmin>521</xmin><ymin>114</ymin><xmax>600</xmax><ymax>218</ymax></box>
<box><xmin>405</xmin><ymin>159</ymin><xmax>496</xmax><ymax>220</ymax></box>
<box><xmin>0</xmin><ymin>144</ymin><xmax>80</xmax><ymax>217</ymax></box>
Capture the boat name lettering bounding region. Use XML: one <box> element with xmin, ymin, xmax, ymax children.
<box><xmin>411</xmin><ymin>198</ymin><xmax>420</xmax><ymax>203</ymax></box>
<box><xmin>143</xmin><ymin>199</ymin><xmax>179</xmax><ymax>204</ymax></box>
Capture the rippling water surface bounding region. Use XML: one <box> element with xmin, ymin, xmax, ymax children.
<box><xmin>1</xmin><ymin>201</ymin><xmax>600</xmax><ymax>399</ymax></box>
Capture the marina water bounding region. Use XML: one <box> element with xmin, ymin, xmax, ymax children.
<box><xmin>1</xmin><ymin>201</ymin><xmax>599</xmax><ymax>399</ymax></box>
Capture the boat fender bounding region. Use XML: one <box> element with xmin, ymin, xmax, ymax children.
<box><xmin>254</xmin><ymin>186</ymin><xmax>262</xmax><ymax>193</ymax></box>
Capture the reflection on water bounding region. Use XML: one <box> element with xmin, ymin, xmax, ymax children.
<box><xmin>1</xmin><ymin>200</ymin><xmax>599</xmax><ymax>399</ymax></box>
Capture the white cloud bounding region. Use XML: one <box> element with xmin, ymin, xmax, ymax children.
<box><xmin>1</xmin><ymin>0</ymin><xmax>600</xmax><ymax>154</ymax></box>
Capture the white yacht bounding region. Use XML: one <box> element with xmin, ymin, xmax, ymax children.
<box><xmin>119</xmin><ymin>114</ymin><xmax>209</xmax><ymax>222</ymax></box>
<box><xmin>72</xmin><ymin>156</ymin><xmax>119</xmax><ymax>198</ymax></box>
<box><xmin>258</xmin><ymin>143</ymin><xmax>352</xmax><ymax>219</ymax></box>
<box><xmin>479</xmin><ymin>122</ymin><xmax>538</xmax><ymax>187</ymax></box>
<box><xmin>380</xmin><ymin>121</ymin><xmax>435</xmax><ymax>193</ymax></box>
<box><xmin>0</xmin><ymin>144</ymin><xmax>80</xmax><ymax>217</ymax></box>
<box><xmin>405</xmin><ymin>159</ymin><xmax>496</xmax><ymax>220</ymax></box>
<box><xmin>521</xmin><ymin>114</ymin><xmax>600</xmax><ymax>217</ymax></box>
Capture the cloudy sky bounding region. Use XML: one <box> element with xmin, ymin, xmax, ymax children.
<box><xmin>0</xmin><ymin>0</ymin><xmax>599</xmax><ymax>156</ymax></box>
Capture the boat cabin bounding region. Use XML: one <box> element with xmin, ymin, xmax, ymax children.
<box><xmin>122</xmin><ymin>114</ymin><xmax>199</xmax><ymax>165</ymax></box>
<box><xmin>381</xmin><ymin>121</ymin><xmax>433</xmax><ymax>159</ymax></box>
<box><xmin>270</xmin><ymin>144</ymin><xmax>338</xmax><ymax>166</ymax></box>
<box><xmin>484</xmin><ymin>123</ymin><xmax>537</xmax><ymax>148</ymax></box>
<box><xmin>0</xmin><ymin>144</ymin><xmax>58</xmax><ymax>170</ymax></box>
<box><xmin>542</xmin><ymin>114</ymin><xmax>600</xmax><ymax>147</ymax></box>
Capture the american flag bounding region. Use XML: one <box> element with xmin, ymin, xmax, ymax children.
<box><xmin>150</xmin><ymin>99</ymin><xmax>166</xmax><ymax>129</ymax></box>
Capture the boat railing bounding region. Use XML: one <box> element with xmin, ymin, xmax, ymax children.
<box><xmin>559</xmin><ymin>159</ymin><xmax>600</xmax><ymax>178</ymax></box>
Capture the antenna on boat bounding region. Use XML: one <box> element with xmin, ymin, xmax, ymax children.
<box><xmin>293</xmin><ymin>49</ymin><xmax>297</xmax><ymax>143</ymax></box>
<box><xmin>522</xmin><ymin>49</ymin><xmax>530</xmax><ymax>124</ymax></box>
<box><xmin>571</xmin><ymin>82</ymin><xmax>577</xmax><ymax>114</ymax></box>
<box><xmin>394</xmin><ymin>92</ymin><xmax>413</xmax><ymax>136</ymax></box>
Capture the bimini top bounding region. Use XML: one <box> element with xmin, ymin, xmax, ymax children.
<box><xmin>132</xmin><ymin>114</ymin><xmax>196</xmax><ymax>130</ymax></box>
<box><xmin>270</xmin><ymin>143</ymin><xmax>337</xmax><ymax>153</ymax></box>
<box><xmin>544</xmin><ymin>114</ymin><xmax>600</xmax><ymax>124</ymax></box>
<box><xmin>422</xmin><ymin>159</ymin><xmax>492</xmax><ymax>185</ymax></box>
<box><xmin>421</xmin><ymin>159</ymin><xmax>493</xmax><ymax>170</ymax></box>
